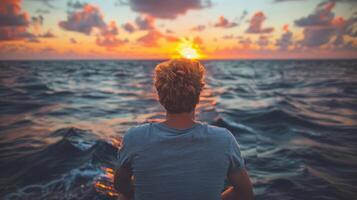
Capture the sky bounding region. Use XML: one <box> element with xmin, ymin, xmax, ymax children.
<box><xmin>0</xmin><ymin>0</ymin><xmax>356</xmax><ymax>59</ymax></box>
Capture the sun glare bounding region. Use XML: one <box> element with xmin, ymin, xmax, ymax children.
<box><xmin>175</xmin><ymin>39</ymin><xmax>202</xmax><ymax>59</ymax></box>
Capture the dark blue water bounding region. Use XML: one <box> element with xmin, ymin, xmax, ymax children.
<box><xmin>0</xmin><ymin>60</ymin><xmax>356</xmax><ymax>199</ymax></box>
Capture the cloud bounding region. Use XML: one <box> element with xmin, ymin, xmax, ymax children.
<box><xmin>300</xmin><ymin>27</ymin><xmax>335</xmax><ymax>47</ymax></box>
<box><xmin>67</xmin><ymin>0</ymin><xmax>87</xmax><ymax>9</ymax></box>
<box><xmin>295</xmin><ymin>1</ymin><xmax>356</xmax><ymax>48</ymax></box>
<box><xmin>222</xmin><ymin>34</ymin><xmax>234</xmax><ymax>39</ymax></box>
<box><xmin>59</xmin><ymin>4</ymin><xmax>106</xmax><ymax>35</ymax></box>
<box><xmin>233</xmin><ymin>10</ymin><xmax>248</xmax><ymax>26</ymax></box>
<box><xmin>0</xmin><ymin>27</ymin><xmax>34</xmax><ymax>41</ymax></box>
<box><xmin>257</xmin><ymin>35</ymin><xmax>270</xmax><ymax>49</ymax></box>
<box><xmin>191</xmin><ymin>25</ymin><xmax>206</xmax><ymax>32</ymax></box>
<box><xmin>59</xmin><ymin>4</ymin><xmax>128</xmax><ymax>48</ymax></box>
<box><xmin>28</xmin><ymin>36</ymin><xmax>41</xmax><ymax>43</ymax></box>
<box><xmin>137</xmin><ymin>29</ymin><xmax>178</xmax><ymax>47</ymax></box>
<box><xmin>128</xmin><ymin>0</ymin><xmax>212</xmax><ymax>19</ymax></box>
<box><xmin>96</xmin><ymin>36</ymin><xmax>128</xmax><ymax>48</ymax></box>
<box><xmin>122</xmin><ymin>22</ymin><xmax>136</xmax><ymax>33</ymax></box>
<box><xmin>193</xmin><ymin>36</ymin><xmax>203</xmax><ymax>45</ymax></box>
<box><xmin>31</xmin><ymin>15</ymin><xmax>56</xmax><ymax>39</ymax></box>
<box><xmin>214</xmin><ymin>16</ymin><xmax>237</xmax><ymax>28</ymax></box>
<box><xmin>238</xmin><ymin>37</ymin><xmax>252</xmax><ymax>48</ymax></box>
<box><xmin>137</xmin><ymin>30</ymin><xmax>162</xmax><ymax>46</ymax></box>
<box><xmin>165</xmin><ymin>34</ymin><xmax>179</xmax><ymax>42</ymax></box>
<box><xmin>0</xmin><ymin>0</ymin><xmax>30</xmax><ymax>27</ymax></box>
<box><xmin>0</xmin><ymin>1</ymin><xmax>54</xmax><ymax>42</ymax></box>
<box><xmin>0</xmin><ymin>0</ymin><xmax>35</xmax><ymax>41</ymax></box>
<box><xmin>246</xmin><ymin>11</ymin><xmax>274</xmax><ymax>34</ymax></box>
<box><xmin>31</xmin><ymin>15</ymin><xmax>44</xmax><ymax>34</ymax></box>
<box><xmin>343</xmin><ymin>14</ymin><xmax>357</xmax><ymax>37</ymax></box>
<box><xmin>135</xmin><ymin>14</ymin><xmax>179</xmax><ymax>46</ymax></box>
<box><xmin>0</xmin><ymin>43</ymin><xmax>29</xmax><ymax>54</ymax></box>
<box><xmin>239</xmin><ymin>10</ymin><xmax>248</xmax><ymax>21</ymax></box>
<box><xmin>294</xmin><ymin>1</ymin><xmax>336</xmax><ymax>47</ymax></box>
<box><xmin>96</xmin><ymin>21</ymin><xmax>128</xmax><ymax>48</ymax></box>
<box><xmin>276</xmin><ymin>24</ymin><xmax>293</xmax><ymax>50</ymax></box>
<box><xmin>32</xmin><ymin>15</ymin><xmax>44</xmax><ymax>26</ymax></box>
<box><xmin>294</xmin><ymin>1</ymin><xmax>335</xmax><ymax>27</ymax></box>
<box><xmin>70</xmin><ymin>38</ymin><xmax>77</xmax><ymax>44</ymax></box>
<box><xmin>40</xmin><ymin>30</ymin><xmax>56</xmax><ymax>38</ymax></box>
<box><xmin>101</xmin><ymin>21</ymin><xmax>119</xmax><ymax>36</ymax></box>
<box><xmin>166</xmin><ymin>29</ymin><xmax>174</xmax><ymax>34</ymax></box>
<box><xmin>135</xmin><ymin>15</ymin><xmax>155</xmax><ymax>30</ymax></box>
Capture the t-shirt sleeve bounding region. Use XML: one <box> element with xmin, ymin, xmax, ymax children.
<box><xmin>227</xmin><ymin>130</ymin><xmax>245</xmax><ymax>173</ymax></box>
<box><xmin>117</xmin><ymin>130</ymin><xmax>133</xmax><ymax>169</ymax></box>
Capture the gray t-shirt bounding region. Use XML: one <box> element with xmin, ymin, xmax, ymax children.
<box><xmin>117</xmin><ymin>122</ymin><xmax>245</xmax><ymax>200</ymax></box>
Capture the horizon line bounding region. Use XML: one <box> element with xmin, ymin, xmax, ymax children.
<box><xmin>1</xmin><ymin>58</ymin><xmax>357</xmax><ymax>62</ymax></box>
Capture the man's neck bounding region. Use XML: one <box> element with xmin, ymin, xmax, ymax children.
<box><xmin>162</xmin><ymin>111</ymin><xmax>197</xmax><ymax>129</ymax></box>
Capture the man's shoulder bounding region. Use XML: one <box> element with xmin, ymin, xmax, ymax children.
<box><xmin>124</xmin><ymin>123</ymin><xmax>151</xmax><ymax>140</ymax></box>
<box><xmin>205</xmin><ymin>124</ymin><xmax>234</xmax><ymax>140</ymax></box>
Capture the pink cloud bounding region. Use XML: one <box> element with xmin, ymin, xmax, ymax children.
<box><xmin>238</xmin><ymin>37</ymin><xmax>252</xmax><ymax>48</ymax></box>
<box><xmin>257</xmin><ymin>35</ymin><xmax>270</xmax><ymax>49</ymax></box>
<box><xmin>0</xmin><ymin>0</ymin><xmax>34</xmax><ymax>41</ymax></box>
<box><xmin>137</xmin><ymin>30</ymin><xmax>162</xmax><ymax>47</ymax></box>
<box><xmin>96</xmin><ymin>21</ymin><xmax>128</xmax><ymax>48</ymax></box>
<box><xmin>59</xmin><ymin>4</ymin><xmax>106</xmax><ymax>35</ymax></box>
<box><xmin>137</xmin><ymin>28</ymin><xmax>179</xmax><ymax>47</ymax></box>
<box><xmin>246</xmin><ymin>11</ymin><xmax>274</xmax><ymax>34</ymax></box>
<box><xmin>191</xmin><ymin>25</ymin><xmax>206</xmax><ymax>32</ymax></box>
<box><xmin>0</xmin><ymin>0</ymin><xmax>30</xmax><ymax>27</ymax></box>
<box><xmin>96</xmin><ymin>37</ymin><xmax>128</xmax><ymax>48</ymax></box>
<box><xmin>276</xmin><ymin>25</ymin><xmax>293</xmax><ymax>50</ymax></box>
<box><xmin>122</xmin><ymin>22</ymin><xmax>136</xmax><ymax>33</ymax></box>
<box><xmin>214</xmin><ymin>16</ymin><xmax>237</xmax><ymax>28</ymax></box>
<box><xmin>0</xmin><ymin>26</ymin><xmax>33</xmax><ymax>41</ymax></box>
<box><xmin>134</xmin><ymin>14</ymin><xmax>179</xmax><ymax>46</ymax></box>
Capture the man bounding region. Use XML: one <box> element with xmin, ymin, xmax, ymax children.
<box><xmin>114</xmin><ymin>59</ymin><xmax>253</xmax><ymax>200</ymax></box>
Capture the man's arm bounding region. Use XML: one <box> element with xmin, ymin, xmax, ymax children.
<box><xmin>221</xmin><ymin>169</ymin><xmax>254</xmax><ymax>200</ymax></box>
<box><xmin>114</xmin><ymin>165</ymin><xmax>134</xmax><ymax>200</ymax></box>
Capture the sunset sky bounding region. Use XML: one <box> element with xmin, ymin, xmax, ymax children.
<box><xmin>0</xmin><ymin>0</ymin><xmax>356</xmax><ymax>59</ymax></box>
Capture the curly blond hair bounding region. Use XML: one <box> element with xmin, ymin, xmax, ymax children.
<box><xmin>154</xmin><ymin>59</ymin><xmax>205</xmax><ymax>114</ymax></box>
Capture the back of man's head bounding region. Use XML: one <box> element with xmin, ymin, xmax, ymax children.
<box><xmin>154</xmin><ymin>58</ymin><xmax>205</xmax><ymax>114</ymax></box>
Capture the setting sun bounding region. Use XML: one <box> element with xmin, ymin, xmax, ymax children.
<box><xmin>175</xmin><ymin>39</ymin><xmax>203</xmax><ymax>59</ymax></box>
<box><xmin>179</xmin><ymin>46</ymin><xmax>199</xmax><ymax>59</ymax></box>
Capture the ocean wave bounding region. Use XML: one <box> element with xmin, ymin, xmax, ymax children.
<box><xmin>0</xmin><ymin>127</ymin><xmax>119</xmax><ymax>198</ymax></box>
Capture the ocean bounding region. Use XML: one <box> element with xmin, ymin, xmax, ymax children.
<box><xmin>0</xmin><ymin>60</ymin><xmax>356</xmax><ymax>199</ymax></box>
